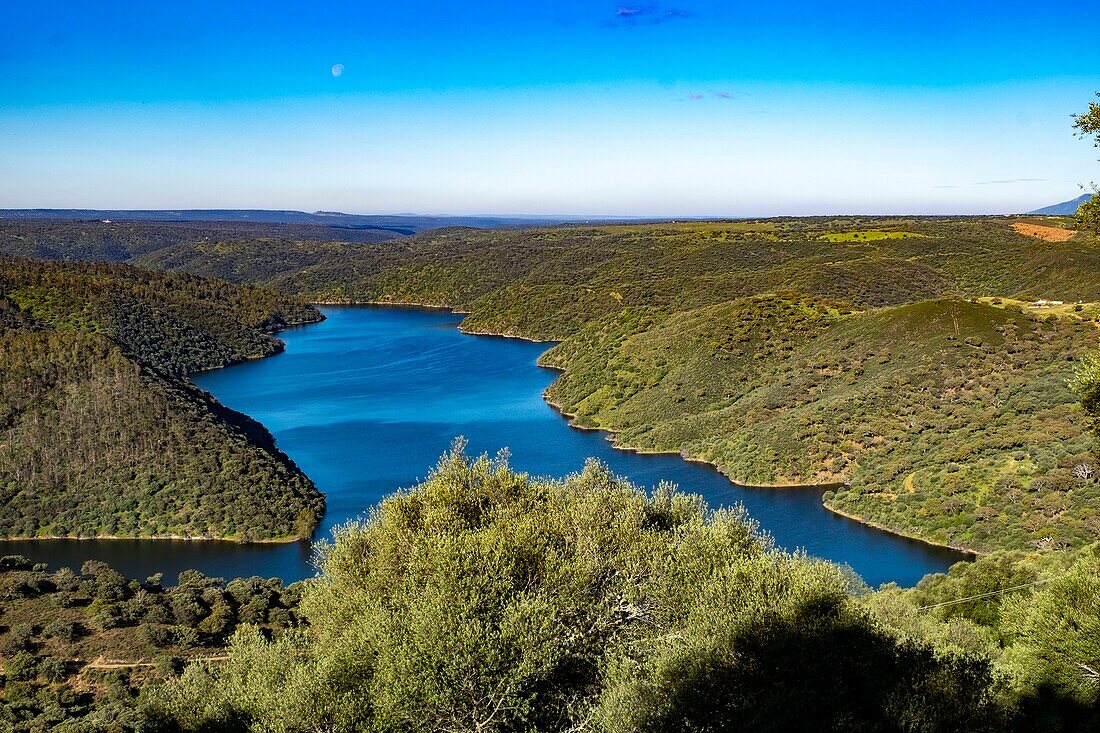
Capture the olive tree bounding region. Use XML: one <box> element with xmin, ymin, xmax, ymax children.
<box><xmin>1074</xmin><ymin>93</ymin><xmax>1100</xmax><ymax>234</ymax></box>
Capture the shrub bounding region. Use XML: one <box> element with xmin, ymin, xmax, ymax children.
<box><xmin>144</xmin><ymin>447</ymin><xmax>1003</xmax><ymax>732</ymax></box>
<box><xmin>3</xmin><ymin>650</ymin><xmax>38</xmax><ymax>681</ymax></box>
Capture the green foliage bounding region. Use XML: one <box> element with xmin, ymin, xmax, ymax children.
<box><xmin>145</xmin><ymin>447</ymin><xmax>1005</xmax><ymax>732</ymax></box>
<box><xmin>0</xmin><ymin>258</ymin><xmax>324</xmax><ymax>540</ymax></box>
<box><xmin>866</xmin><ymin>546</ymin><xmax>1100</xmax><ymax>731</ymax></box>
<box><xmin>1074</xmin><ymin>93</ymin><xmax>1100</xmax><ymax>234</ymax></box>
<box><xmin>1001</xmin><ymin>554</ymin><xmax>1100</xmax><ymax>707</ymax></box>
<box><xmin>1078</xmin><ymin>192</ymin><xmax>1100</xmax><ymax>236</ymax></box>
<box><xmin>1073</xmin><ymin>352</ymin><xmax>1100</xmax><ymax>434</ymax></box>
<box><xmin>0</xmin><ymin>560</ymin><xmax>302</xmax><ymax>732</ymax></box>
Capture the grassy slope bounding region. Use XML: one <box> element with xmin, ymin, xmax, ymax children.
<box><xmin>273</xmin><ymin>217</ymin><xmax>1098</xmax><ymax>331</ymax></box>
<box><xmin>542</xmin><ymin>298</ymin><xmax>1097</xmax><ymax>551</ymax></box>
<box><xmin>275</xmin><ymin>217</ymin><xmax>1100</xmax><ymax>553</ymax></box>
<box><xmin>0</xmin><ymin>219</ymin><xmax>393</xmax><ymax>264</ymax></box>
<box><xmin>0</xmin><ymin>259</ymin><xmax>325</xmax><ymax>541</ymax></box>
<box><xmin>1</xmin><ymin>217</ymin><xmax>1096</xmax><ymax>552</ymax></box>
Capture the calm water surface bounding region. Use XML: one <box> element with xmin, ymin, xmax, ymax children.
<box><xmin>1</xmin><ymin>307</ymin><xmax>968</xmax><ymax>586</ymax></box>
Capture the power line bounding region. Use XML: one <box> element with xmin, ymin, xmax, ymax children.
<box><xmin>917</xmin><ymin>577</ymin><xmax>1056</xmax><ymax>612</ymax></box>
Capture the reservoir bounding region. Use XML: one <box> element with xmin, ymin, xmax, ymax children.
<box><xmin>0</xmin><ymin>306</ymin><xmax>968</xmax><ymax>586</ymax></box>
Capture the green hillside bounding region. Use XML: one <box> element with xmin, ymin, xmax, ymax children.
<box><xmin>269</xmin><ymin>217</ymin><xmax>1100</xmax><ymax>553</ymax></box>
<box><xmin>542</xmin><ymin>297</ymin><xmax>1096</xmax><ymax>551</ymax></box>
<box><xmin>0</xmin><ymin>258</ymin><xmax>325</xmax><ymax>540</ymax></box>
<box><xmin>0</xmin><ymin>219</ymin><xmax>391</xmax><ymax>264</ymax></box>
<box><xmin>274</xmin><ymin>217</ymin><xmax>1100</xmax><ymax>338</ymax></box>
<box><xmin>1</xmin><ymin>217</ymin><xmax>1097</xmax><ymax>553</ymax></box>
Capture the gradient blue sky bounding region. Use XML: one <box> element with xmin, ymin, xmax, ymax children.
<box><xmin>2</xmin><ymin>1</ymin><xmax>1099</xmax><ymax>216</ymax></box>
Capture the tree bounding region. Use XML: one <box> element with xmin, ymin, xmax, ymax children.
<box><xmin>1074</xmin><ymin>92</ymin><xmax>1100</xmax><ymax>234</ymax></box>
<box><xmin>1073</xmin><ymin>353</ymin><xmax>1100</xmax><ymax>436</ymax></box>
<box><xmin>1000</xmin><ymin>555</ymin><xmax>1100</xmax><ymax>729</ymax></box>
<box><xmin>144</xmin><ymin>446</ymin><xmax>1004</xmax><ymax>732</ymax></box>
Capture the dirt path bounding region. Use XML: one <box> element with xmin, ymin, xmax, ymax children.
<box><xmin>82</xmin><ymin>654</ymin><xmax>229</xmax><ymax>670</ymax></box>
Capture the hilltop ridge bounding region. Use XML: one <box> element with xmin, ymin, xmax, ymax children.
<box><xmin>0</xmin><ymin>258</ymin><xmax>325</xmax><ymax>541</ymax></box>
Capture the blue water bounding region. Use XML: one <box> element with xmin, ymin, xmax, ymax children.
<box><xmin>1</xmin><ymin>306</ymin><xmax>967</xmax><ymax>586</ymax></box>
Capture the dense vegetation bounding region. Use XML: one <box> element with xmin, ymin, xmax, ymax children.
<box><xmin>1074</xmin><ymin>92</ymin><xmax>1100</xmax><ymax>234</ymax></box>
<box><xmin>0</xmin><ymin>555</ymin><xmax>303</xmax><ymax>731</ymax></box>
<box><xmin>540</xmin><ymin>296</ymin><xmax>1098</xmax><ymax>552</ymax></box>
<box><xmin>0</xmin><ymin>258</ymin><xmax>324</xmax><ymax>540</ymax></box>
<box><xmin>128</xmin><ymin>448</ymin><xmax>1096</xmax><ymax>732</ymax></box>
<box><xmin>273</xmin><ymin>217</ymin><xmax>1100</xmax><ymax>336</ymax></box>
<box><xmin>0</xmin><ymin>219</ymin><xmax>394</xmax><ymax>262</ymax></box>
<box><xmin>4</xmin><ymin>215</ymin><xmax>1096</xmax><ymax>552</ymax></box>
<box><xmin>0</xmin><ymin>450</ymin><xmax>1092</xmax><ymax>731</ymax></box>
<box><xmin>260</xmin><ymin>216</ymin><xmax>1100</xmax><ymax>553</ymax></box>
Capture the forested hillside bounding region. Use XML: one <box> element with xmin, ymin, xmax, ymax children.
<box><xmin>3</xmin><ymin>217</ymin><xmax>1095</xmax><ymax>553</ymax></box>
<box><xmin>0</xmin><ymin>258</ymin><xmax>325</xmax><ymax>540</ymax></box>
<box><xmin>276</xmin><ymin>217</ymin><xmax>1100</xmax><ymax>337</ymax></box>
<box><xmin>0</xmin><ymin>219</ymin><xmax>394</xmax><ymax>262</ymax></box>
<box><xmin>540</xmin><ymin>297</ymin><xmax>1098</xmax><ymax>552</ymax></box>
<box><xmin>268</xmin><ymin>216</ymin><xmax>1100</xmax><ymax>553</ymax></box>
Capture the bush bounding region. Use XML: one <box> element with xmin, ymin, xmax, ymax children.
<box><xmin>144</xmin><ymin>447</ymin><xmax>1004</xmax><ymax>732</ymax></box>
<box><xmin>3</xmin><ymin>650</ymin><xmax>39</xmax><ymax>681</ymax></box>
<box><xmin>0</xmin><ymin>556</ymin><xmax>33</xmax><ymax>572</ymax></box>
<box><xmin>44</xmin><ymin>619</ymin><xmax>80</xmax><ymax>643</ymax></box>
<box><xmin>142</xmin><ymin>623</ymin><xmax>174</xmax><ymax>648</ymax></box>
<box><xmin>37</xmin><ymin>655</ymin><xmax>68</xmax><ymax>682</ymax></box>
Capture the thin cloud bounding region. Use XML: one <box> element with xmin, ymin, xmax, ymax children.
<box><xmin>973</xmin><ymin>178</ymin><xmax>1049</xmax><ymax>185</ymax></box>
<box><xmin>610</xmin><ymin>4</ymin><xmax>694</xmax><ymax>26</ymax></box>
<box><xmin>686</xmin><ymin>90</ymin><xmax>747</xmax><ymax>101</ymax></box>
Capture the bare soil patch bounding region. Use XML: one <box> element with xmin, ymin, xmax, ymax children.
<box><xmin>1012</xmin><ymin>221</ymin><xmax>1077</xmax><ymax>242</ymax></box>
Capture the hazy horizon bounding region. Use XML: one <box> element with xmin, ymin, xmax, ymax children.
<box><xmin>3</xmin><ymin>1</ymin><xmax>1098</xmax><ymax>216</ymax></box>
<box><xmin>0</xmin><ymin>203</ymin><xmax>1082</xmax><ymax>219</ymax></box>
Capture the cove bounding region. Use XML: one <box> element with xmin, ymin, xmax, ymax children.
<box><xmin>1</xmin><ymin>306</ymin><xmax>968</xmax><ymax>586</ymax></box>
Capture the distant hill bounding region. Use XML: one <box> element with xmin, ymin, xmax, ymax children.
<box><xmin>0</xmin><ymin>209</ymin><xmax>619</xmax><ymax>234</ymax></box>
<box><xmin>1027</xmin><ymin>193</ymin><xmax>1092</xmax><ymax>216</ymax></box>
<box><xmin>270</xmin><ymin>216</ymin><xmax>1100</xmax><ymax>553</ymax></box>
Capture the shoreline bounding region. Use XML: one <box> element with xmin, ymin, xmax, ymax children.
<box><xmin>317</xmin><ymin>299</ymin><xmax>977</xmax><ymax>559</ymax></box>
<box><xmin>0</xmin><ymin>533</ymin><xmax>306</xmax><ymax>544</ymax></box>
<box><xmin>542</xmin><ymin>373</ymin><xmax>980</xmax><ymax>558</ymax></box>
<box><xmin>543</xmin><ymin>395</ymin><xmax>847</xmax><ymax>490</ymax></box>
<box><xmin>188</xmin><ymin>309</ymin><xmax>327</xmax><ymax>376</ymax></box>
<box><xmin>312</xmin><ymin>300</ymin><xmax>555</xmax><ymax>344</ymax></box>
<box><xmin>72</xmin><ymin>299</ymin><xmax>977</xmax><ymax>562</ymax></box>
<box><xmin>823</xmin><ymin>504</ymin><xmax>980</xmax><ymax>557</ymax></box>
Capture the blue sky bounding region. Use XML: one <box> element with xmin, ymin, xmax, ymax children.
<box><xmin>2</xmin><ymin>1</ymin><xmax>1099</xmax><ymax>215</ymax></box>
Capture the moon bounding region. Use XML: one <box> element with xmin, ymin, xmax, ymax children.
<box><xmin>331</xmin><ymin>63</ymin><xmax>344</xmax><ymax>77</ymax></box>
